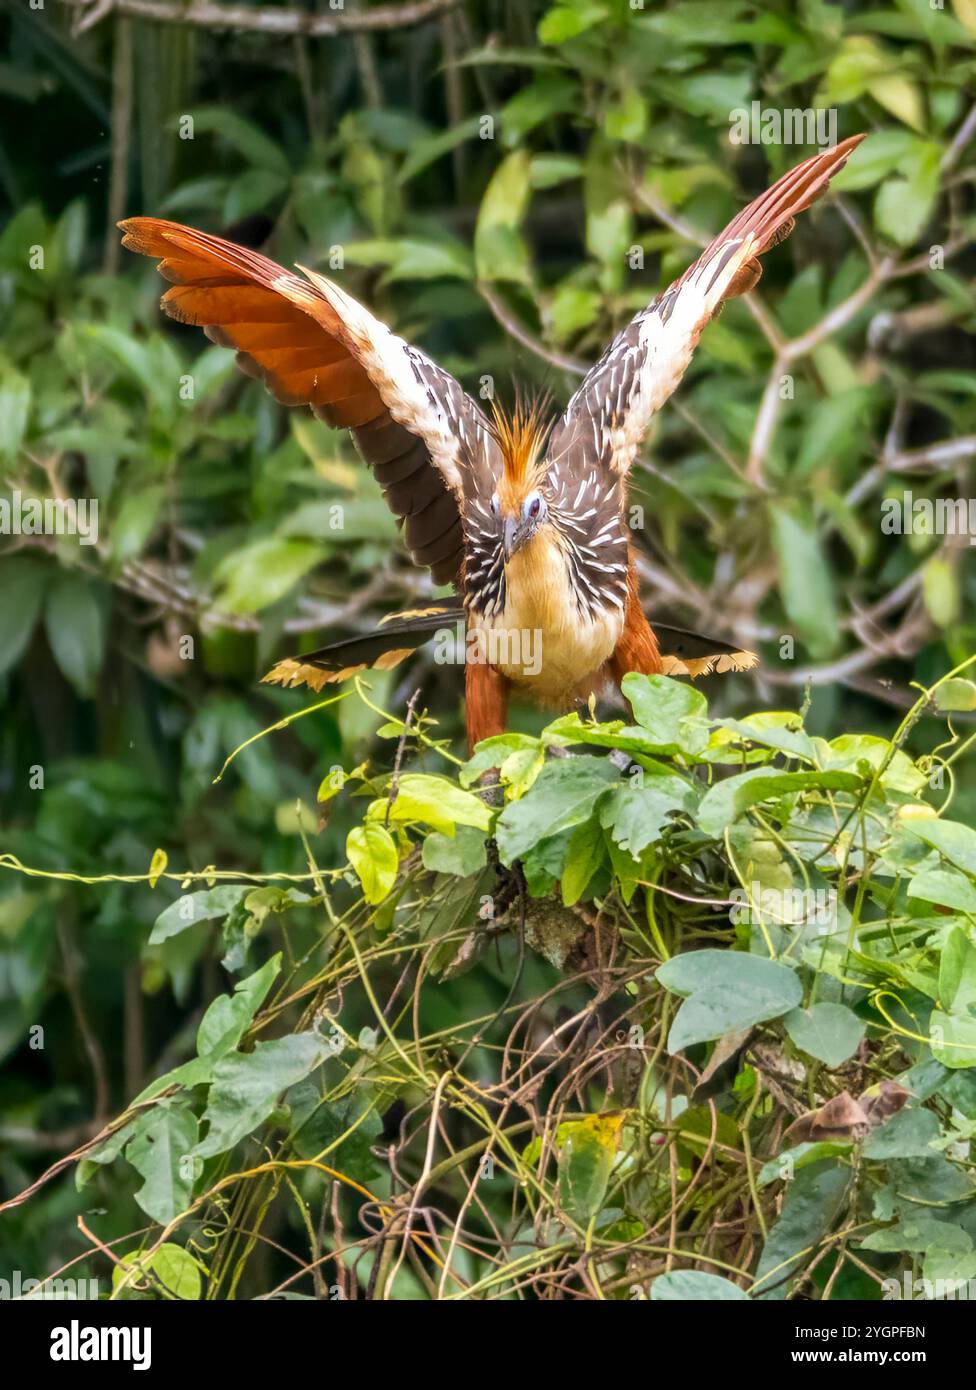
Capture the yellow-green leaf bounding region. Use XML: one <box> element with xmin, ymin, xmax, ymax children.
<box><xmin>149</xmin><ymin>848</ymin><xmax>168</xmax><ymax>889</ymax></box>
<box><xmin>347</xmin><ymin>823</ymin><xmax>399</xmax><ymax>904</ymax></box>
<box><xmin>557</xmin><ymin>1113</ymin><xmax>624</xmax><ymax>1221</ymax></box>
<box><xmin>922</xmin><ymin>554</ymin><xmax>959</xmax><ymax>628</ymax></box>
<box><xmin>367</xmin><ymin>774</ymin><xmax>492</xmax><ymax>835</ymax></box>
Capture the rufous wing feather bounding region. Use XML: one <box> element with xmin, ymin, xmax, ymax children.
<box><xmin>119</xmin><ymin>218</ymin><xmax>500</xmax><ymax>585</ymax></box>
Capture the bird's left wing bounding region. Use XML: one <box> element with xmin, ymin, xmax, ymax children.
<box><xmin>546</xmin><ymin>135</ymin><xmax>864</xmax><ymax>480</ymax></box>
<box><xmin>119</xmin><ymin>218</ymin><xmax>500</xmax><ymax>586</ymax></box>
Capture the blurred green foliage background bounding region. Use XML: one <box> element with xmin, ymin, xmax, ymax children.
<box><xmin>0</xmin><ymin>0</ymin><xmax>974</xmax><ymax>1294</ymax></box>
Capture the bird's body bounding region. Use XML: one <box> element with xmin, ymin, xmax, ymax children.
<box><xmin>120</xmin><ymin>135</ymin><xmax>863</xmax><ymax>749</ymax></box>
<box><xmin>472</xmin><ymin>531</ymin><xmax>626</xmax><ymax>704</ymax></box>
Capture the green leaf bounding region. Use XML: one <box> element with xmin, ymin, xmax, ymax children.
<box><xmin>710</xmin><ymin>714</ymin><xmax>817</xmax><ymax>765</ymax></box>
<box><xmin>475</xmin><ymin>150</ymin><xmax>533</xmax><ymax>284</ymax></box>
<box><xmin>758</xmin><ymin>1142</ymin><xmax>854</xmax><ymax>1187</ymax></box>
<box><xmin>398</xmin><ymin>114</ymin><xmax>483</xmax><ymax>184</ymax></box>
<box><xmin>889</xmin><ymin>1153</ymin><xmax>972</xmax><ymax>1203</ymax></box>
<box><xmin>347</xmin><ymin>823</ymin><xmax>399</xmax><ymax>905</ymax></box>
<box><xmin>929</xmin><ymin>1009</ymin><xmax>976</xmax><ymax>1070</ymax></box>
<box><xmin>0</xmin><ymin>365</ymin><xmax>30</xmax><ymax>459</ymax></box>
<box><xmin>495</xmin><ymin>757</ymin><xmax>618</xmax><ymax>864</ymax></box>
<box><xmin>195</xmin><ymin>1032</ymin><xmax>332</xmax><ymax>1158</ymax></box>
<box><xmin>0</xmin><ymin>554</ymin><xmax>48</xmax><ymax>676</ymax></box>
<box><xmin>654</xmin><ymin>70</ymin><xmax>751</xmax><ymax>120</ymax></box>
<box><xmin>196</xmin><ymin>954</ymin><xmax>280</xmax><ymax>1061</ymax></box>
<box><xmin>753</xmin><ymin>1163</ymin><xmax>851</xmax><ymax>1298</ymax></box>
<box><xmin>213</xmin><ymin>538</ymin><xmax>326</xmax><ymax>615</ymax></box>
<box><xmin>530</xmin><ymin>154</ymin><xmax>582</xmax><ymax>189</ymax></box>
<box><xmin>499</xmin><ymin>745</ymin><xmax>545</xmax><ymax>797</ymax></box>
<box><xmin>600</xmin><ymin>780</ymin><xmax>695</xmax><ymax>857</ymax></box>
<box><xmin>908</xmin><ymin>868</ymin><xmax>976</xmax><ymax>914</ymax></box>
<box><xmin>114</xmin><ymin>1242</ymin><xmax>203</xmax><ymax>1301</ymax></box>
<box><xmin>603</xmin><ymin>81</ymin><xmax>646</xmax><ymax>142</ymax></box>
<box><xmin>289</xmin><ymin>1085</ymin><xmax>383</xmax><ymax>1182</ymax></box>
<box><xmin>222</xmin><ymin>168</ymin><xmax>289</xmax><ymax>223</ymax></box>
<box><xmin>126</xmin><ymin>1103</ymin><xmax>199</xmax><ymax>1225</ymax></box>
<box><xmin>658</xmin><ymin>950</ymin><xmax>802</xmax><ymax>1053</ymax></box>
<box><xmin>697</xmin><ymin>768</ymin><xmax>861</xmax><ymax>837</ymax></box>
<box><xmin>538</xmin><ymin>2</ymin><xmax>608</xmax><ymax>44</ymax></box>
<box><xmin>344</xmin><ymin>237</ymin><xmax>473</xmax><ymax>282</ymax></box>
<box><xmin>620</xmin><ymin>674</ymin><xmax>710</xmax><ymax>755</ymax></box>
<box><xmin>863</xmin><ymin>1107</ymin><xmax>940</xmax><ymax>1161</ymax></box>
<box><xmin>461</xmin><ymin>733</ymin><xmax>540</xmax><ymax>785</ymax></box>
<box><xmin>584</xmin><ymin>145</ymin><xmax>631</xmax><ymax>286</ymax></box>
<box><xmin>784</xmin><ymin>1004</ymin><xmax>866</xmax><ymax>1069</ymax></box>
<box><xmin>110</xmin><ymin>485</ymin><xmax>165</xmax><ymax>566</ymax></box>
<box><xmin>922</xmin><ymin>552</ymin><xmax>960</xmax><ymax>628</ymax></box>
<box><xmin>545</xmin><ymin>281</ymin><xmax>602</xmax><ymax>343</ymax></box>
<box><xmin>860</xmin><ymin>1216</ymin><xmax>970</xmax><ymax>1254</ymax></box>
<box><xmin>907</xmin><ymin>819</ymin><xmax>976</xmax><ymax>876</ymax></box>
<box><xmin>134</xmin><ymin>955</ymin><xmax>281</xmax><ymax>1103</ymax></box>
<box><xmin>823</xmin><ymin>734</ymin><xmax>925</xmax><ymax>794</ymax></box>
<box><xmin>43</xmin><ymin>575</ymin><xmax>104</xmax><ymax>697</ymax></box>
<box><xmin>149</xmin><ymin>885</ymin><xmax>250</xmax><ymax>946</ymax></box>
<box><xmin>874</xmin><ymin>140</ymin><xmax>941</xmax><ymax>247</ymax></box>
<box><xmin>79</xmin><ymin>324</ymin><xmax>179</xmax><ymax>413</ymax></box>
<box><xmin>185</xmin><ymin>107</ymin><xmax>290</xmax><ymax>175</ymax></box>
<box><xmin>502</xmin><ymin>74</ymin><xmax>579</xmax><ymax>147</ymax></box>
<box><xmin>831</xmin><ymin>129</ymin><xmax>924</xmax><ymax>192</ymax></box>
<box><xmin>923</xmin><ymin>1245</ymin><xmax>976</xmax><ymax>1290</ymax></box>
<box><xmin>873</xmin><ymin>183</ymin><xmax>923</xmax><ymax>251</ymax></box>
<box><xmin>770</xmin><ymin>505</ymin><xmax>839</xmax><ymax>658</ymax></box>
<box><xmin>421</xmin><ymin>824</ymin><xmax>487</xmax><ymax>877</ymax></box>
<box><xmin>795</xmin><ymin>388</ymin><xmax>873</xmax><ymax>478</ymax></box>
<box><xmin>936</xmin><ymin>679</ymin><xmax>976</xmax><ymax>713</ymax></box>
<box><xmin>939</xmin><ymin>926</ymin><xmax>976</xmax><ymax>1014</ymax></box>
<box><xmin>651</xmin><ymin>1271</ymin><xmax>749</xmax><ymax>1301</ymax></box>
<box><xmin>560</xmin><ymin>818</ymin><xmax>606</xmax><ymax>905</ymax></box>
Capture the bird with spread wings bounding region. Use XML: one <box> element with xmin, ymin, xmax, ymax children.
<box><xmin>120</xmin><ymin>134</ymin><xmax>863</xmax><ymax>750</ymax></box>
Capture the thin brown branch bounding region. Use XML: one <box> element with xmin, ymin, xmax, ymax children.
<box><xmin>889</xmin><ymin>435</ymin><xmax>976</xmax><ymax>474</ymax></box>
<box><xmin>477</xmin><ymin>283</ymin><xmax>587</xmax><ymax>377</ymax></box>
<box><xmin>66</xmin><ymin>0</ymin><xmax>459</xmax><ymax>38</ymax></box>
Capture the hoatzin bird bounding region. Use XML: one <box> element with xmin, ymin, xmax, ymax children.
<box><xmin>120</xmin><ymin>135</ymin><xmax>862</xmax><ymax>750</ymax></box>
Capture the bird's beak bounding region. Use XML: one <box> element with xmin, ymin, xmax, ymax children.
<box><xmin>502</xmin><ymin>516</ymin><xmax>520</xmax><ymax>561</ymax></box>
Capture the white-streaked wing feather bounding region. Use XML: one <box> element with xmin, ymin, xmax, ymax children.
<box><xmin>549</xmin><ymin>136</ymin><xmax>864</xmax><ymax>480</ymax></box>
<box><xmin>297</xmin><ymin>266</ymin><xmax>477</xmax><ymax>495</ymax></box>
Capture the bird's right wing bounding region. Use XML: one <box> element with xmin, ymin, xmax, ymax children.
<box><xmin>547</xmin><ymin>135</ymin><xmax>864</xmax><ymax>483</ymax></box>
<box><xmin>120</xmin><ymin>218</ymin><xmax>500</xmax><ymax>586</ymax></box>
<box><xmin>653</xmin><ymin>623</ymin><xmax>758</xmax><ymax>677</ymax></box>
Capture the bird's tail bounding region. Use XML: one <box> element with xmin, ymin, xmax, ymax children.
<box><xmin>262</xmin><ymin>603</ymin><xmax>464</xmax><ymax>692</ymax></box>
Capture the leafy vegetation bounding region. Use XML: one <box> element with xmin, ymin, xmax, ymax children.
<box><xmin>8</xmin><ymin>668</ymin><xmax>976</xmax><ymax>1300</ymax></box>
<box><xmin>1</xmin><ymin>0</ymin><xmax>975</xmax><ymax>1300</ymax></box>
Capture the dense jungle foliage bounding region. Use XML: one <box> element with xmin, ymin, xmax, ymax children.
<box><xmin>1</xmin><ymin>0</ymin><xmax>976</xmax><ymax>1302</ymax></box>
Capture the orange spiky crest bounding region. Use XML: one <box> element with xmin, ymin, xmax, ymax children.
<box><xmin>489</xmin><ymin>391</ymin><xmax>552</xmax><ymax>511</ymax></box>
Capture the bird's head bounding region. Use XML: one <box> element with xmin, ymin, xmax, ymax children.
<box><xmin>491</xmin><ymin>484</ymin><xmax>549</xmax><ymax>560</ymax></box>
<box><xmin>488</xmin><ymin>394</ymin><xmax>553</xmax><ymax>562</ymax></box>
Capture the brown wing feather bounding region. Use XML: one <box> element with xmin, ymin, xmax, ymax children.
<box><xmin>119</xmin><ymin>217</ymin><xmax>499</xmax><ymax>585</ymax></box>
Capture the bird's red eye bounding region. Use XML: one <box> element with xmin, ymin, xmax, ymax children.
<box><xmin>529</xmin><ymin>497</ymin><xmax>541</xmax><ymax>518</ymax></box>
